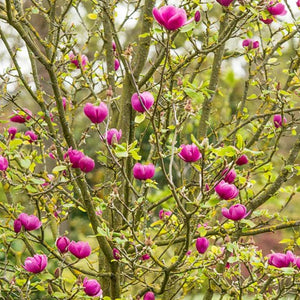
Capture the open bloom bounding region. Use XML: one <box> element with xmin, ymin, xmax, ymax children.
<box><xmin>25</xmin><ymin>131</ymin><xmax>38</xmax><ymax>143</ymax></box>
<box><xmin>216</xmin><ymin>0</ymin><xmax>235</xmax><ymax>7</ymax></box>
<box><xmin>268</xmin><ymin>251</ymin><xmax>295</xmax><ymax>268</ymax></box>
<box><xmin>222</xmin><ymin>204</ymin><xmax>250</xmax><ymax>220</ymax></box>
<box><xmin>196</xmin><ymin>237</ymin><xmax>209</xmax><ymax>254</ymax></box>
<box><xmin>267</xmin><ymin>2</ymin><xmax>287</xmax><ymax>16</ymax></box>
<box><xmin>222</xmin><ymin>168</ymin><xmax>236</xmax><ymax>184</ymax></box>
<box><xmin>215</xmin><ymin>180</ymin><xmax>239</xmax><ymax>200</ymax></box>
<box><xmin>152</xmin><ymin>5</ymin><xmax>187</xmax><ymax>31</ymax></box>
<box><xmin>106</xmin><ymin>128</ymin><xmax>122</xmax><ymax>145</ymax></box>
<box><xmin>69</xmin><ymin>52</ymin><xmax>88</xmax><ymax>69</ymax></box>
<box><xmin>133</xmin><ymin>163</ymin><xmax>155</xmax><ymax>180</ymax></box>
<box><xmin>131</xmin><ymin>92</ymin><xmax>154</xmax><ymax>113</ymax></box>
<box><xmin>236</xmin><ymin>154</ymin><xmax>248</xmax><ymax>166</ymax></box>
<box><xmin>68</xmin><ymin>241</ymin><xmax>91</xmax><ymax>259</ymax></box>
<box><xmin>56</xmin><ymin>236</ymin><xmax>70</xmax><ymax>254</ymax></box>
<box><xmin>17</xmin><ymin>213</ymin><xmax>42</xmax><ymax>231</ymax></box>
<box><xmin>242</xmin><ymin>39</ymin><xmax>259</xmax><ymax>49</ymax></box>
<box><xmin>8</xmin><ymin>127</ymin><xmax>17</xmax><ymax>140</ymax></box>
<box><xmin>159</xmin><ymin>209</ymin><xmax>172</xmax><ymax>220</ymax></box>
<box><xmin>78</xmin><ymin>156</ymin><xmax>95</xmax><ymax>173</ymax></box>
<box><xmin>10</xmin><ymin>109</ymin><xmax>32</xmax><ymax>123</ymax></box>
<box><xmin>23</xmin><ymin>254</ymin><xmax>47</xmax><ymax>273</ymax></box>
<box><xmin>0</xmin><ymin>156</ymin><xmax>8</xmax><ymax>171</ymax></box>
<box><xmin>273</xmin><ymin>114</ymin><xmax>287</xmax><ymax>128</ymax></box>
<box><xmin>65</xmin><ymin>148</ymin><xmax>85</xmax><ymax>168</ymax></box>
<box><xmin>144</xmin><ymin>292</ymin><xmax>155</xmax><ymax>300</ymax></box>
<box><xmin>83</xmin><ymin>278</ymin><xmax>103</xmax><ymax>297</ymax></box>
<box><xmin>178</xmin><ymin>144</ymin><xmax>201</xmax><ymax>162</ymax></box>
<box><xmin>84</xmin><ymin>102</ymin><xmax>108</xmax><ymax>124</ymax></box>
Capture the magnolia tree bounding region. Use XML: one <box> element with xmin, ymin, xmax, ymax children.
<box><xmin>1</xmin><ymin>0</ymin><xmax>300</xmax><ymax>299</ymax></box>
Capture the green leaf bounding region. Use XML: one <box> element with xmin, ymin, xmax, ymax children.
<box><xmin>20</xmin><ymin>159</ymin><xmax>31</xmax><ymax>169</ymax></box>
<box><xmin>190</xmin><ymin>134</ymin><xmax>202</xmax><ymax>149</ymax></box>
<box><xmin>9</xmin><ymin>139</ymin><xmax>23</xmax><ymax>150</ymax></box>
<box><xmin>52</xmin><ymin>165</ymin><xmax>67</xmax><ymax>173</ymax></box>
<box><xmin>203</xmin><ymin>197</ymin><xmax>219</xmax><ymax>208</ymax></box>
<box><xmin>26</xmin><ymin>184</ymin><xmax>38</xmax><ymax>193</ymax></box>
<box><xmin>279</xmin><ymin>239</ymin><xmax>292</xmax><ymax>244</ymax></box>
<box><xmin>52</xmin><ymin>292</ymin><xmax>67</xmax><ymax>298</ymax></box>
<box><xmin>135</xmin><ymin>114</ymin><xmax>145</xmax><ymax>124</ymax></box>
<box><xmin>184</xmin><ymin>87</ymin><xmax>204</xmax><ymax>103</ymax></box>
<box><xmin>130</xmin><ymin>150</ymin><xmax>141</xmax><ymax>160</ymax></box>
<box><xmin>88</xmin><ymin>13</ymin><xmax>97</xmax><ymax>20</ymax></box>
<box><xmin>180</xmin><ymin>22</ymin><xmax>195</xmax><ymax>33</ymax></box>
<box><xmin>30</xmin><ymin>178</ymin><xmax>46</xmax><ymax>185</ymax></box>
<box><xmin>236</xmin><ymin>134</ymin><xmax>244</xmax><ymax>150</ymax></box>
<box><xmin>213</xmin><ymin>146</ymin><xmax>237</xmax><ymax>157</ymax></box>
<box><xmin>240</xmin><ymin>219</ymin><xmax>256</xmax><ymax>228</ymax></box>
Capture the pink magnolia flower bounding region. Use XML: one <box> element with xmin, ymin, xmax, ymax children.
<box><xmin>159</xmin><ymin>209</ymin><xmax>172</xmax><ymax>220</ymax></box>
<box><xmin>25</xmin><ymin>131</ymin><xmax>38</xmax><ymax>143</ymax></box>
<box><xmin>242</xmin><ymin>39</ymin><xmax>259</xmax><ymax>49</ymax></box>
<box><xmin>267</xmin><ymin>2</ymin><xmax>287</xmax><ymax>16</ymax></box>
<box><xmin>78</xmin><ymin>156</ymin><xmax>95</xmax><ymax>173</ymax></box>
<box><xmin>296</xmin><ymin>257</ymin><xmax>300</xmax><ymax>268</ymax></box>
<box><xmin>194</xmin><ymin>10</ymin><xmax>201</xmax><ymax>23</ymax></box>
<box><xmin>49</xmin><ymin>152</ymin><xmax>56</xmax><ymax>160</ymax></box>
<box><xmin>215</xmin><ymin>180</ymin><xmax>239</xmax><ymax>200</ymax></box>
<box><xmin>112</xmin><ymin>41</ymin><xmax>116</xmax><ymax>51</ymax></box>
<box><xmin>196</xmin><ymin>237</ymin><xmax>209</xmax><ymax>254</ymax></box>
<box><xmin>84</xmin><ymin>102</ymin><xmax>108</xmax><ymax>124</ymax></box>
<box><xmin>106</xmin><ymin>128</ymin><xmax>122</xmax><ymax>145</ymax></box>
<box><xmin>65</xmin><ymin>147</ymin><xmax>85</xmax><ymax>168</ymax></box>
<box><xmin>297</xmin><ymin>0</ymin><xmax>300</xmax><ymax>7</ymax></box>
<box><xmin>216</xmin><ymin>0</ymin><xmax>235</xmax><ymax>7</ymax></box>
<box><xmin>260</xmin><ymin>17</ymin><xmax>274</xmax><ymax>24</ymax></box>
<box><xmin>17</xmin><ymin>213</ymin><xmax>42</xmax><ymax>231</ymax></box>
<box><xmin>113</xmin><ymin>248</ymin><xmax>121</xmax><ymax>260</ymax></box>
<box><xmin>56</xmin><ymin>236</ymin><xmax>70</xmax><ymax>254</ymax></box>
<box><xmin>273</xmin><ymin>114</ymin><xmax>287</xmax><ymax>128</ymax></box>
<box><xmin>236</xmin><ymin>154</ymin><xmax>248</xmax><ymax>166</ymax></box>
<box><xmin>13</xmin><ymin>219</ymin><xmax>22</xmax><ymax>233</ymax></box>
<box><xmin>8</xmin><ymin>127</ymin><xmax>17</xmax><ymax>140</ymax></box>
<box><xmin>68</xmin><ymin>241</ymin><xmax>91</xmax><ymax>259</ymax></box>
<box><xmin>69</xmin><ymin>51</ymin><xmax>88</xmax><ymax>69</ymax></box>
<box><xmin>23</xmin><ymin>254</ymin><xmax>47</xmax><ymax>273</ymax></box>
<box><xmin>152</xmin><ymin>5</ymin><xmax>187</xmax><ymax>31</ymax></box>
<box><xmin>131</xmin><ymin>92</ymin><xmax>154</xmax><ymax>113</ymax></box>
<box><xmin>144</xmin><ymin>291</ymin><xmax>155</xmax><ymax>300</ymax></box>
<box><xmin>222</xmin><ymin>168</ymin><xmax>236</xmax><ymax>184</ymax></box>
<box><xmin>140</xmin><ymin>253</ymin><xmax>150</xmax><ymax>260</ymax></box>
<box><xmin>178</xmin><ymin>143</ymin><xmax>202</xmax><ymax>162</ymax></box>
<box><xmin>222</xmin><ymin>204</ymin><xmax>250</xmax><ymax>220</ymax></box>
<box><xmin>114</xmin><ymin>59</ymin><xmax>120</xmax><ymax>71</ymax></box>
<box><xmin>41</xmin><ymin>174</ymin><xmax>55</xmax><ymax>187</ymax></box>
<box><xmin>62</xmin><ymin>97</ymin><xmax>67</xmax><ymax>110</ymax></box>
<box><xmin>10</xmin><ymin>109</ymin><xmax>32</xmax><ymax>123</ymax></box>
<box><xmin>0</xmin><ymin>156</ymin><xmax>8</xmax><ymax>171</ymax></box>
<box><xmin>268</xmin><ymin>251</ymin><xmax>295</xmax><ymax>268</ymax></box>
<box><xmin>83</xmin><ymin>278</ymin><xmax>103</xmax><ymax>297</ymax></box>
<box><xmin>133</xmin><ymin>163</ymin><xmax>155</xmax><ymax>180</ymax></box>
